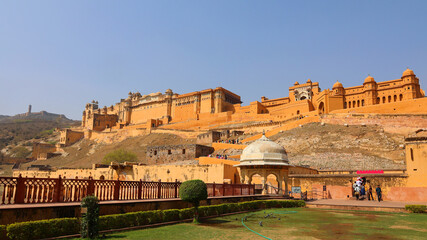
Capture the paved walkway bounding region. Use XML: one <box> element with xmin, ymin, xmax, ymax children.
<box><xmin>306</xmin><ymin>199</ymin><xmax>427</xmax><ymax>209</ymax></box>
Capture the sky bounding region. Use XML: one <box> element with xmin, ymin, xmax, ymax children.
<box><xmin>1</xmin><ymin>1</ymin><xmax>426</xmax><ymax>120</ymax></box>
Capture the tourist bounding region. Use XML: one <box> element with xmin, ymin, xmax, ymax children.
<box><xmin>360</xmin><ymin>185</ymin><xmax>366</xmax><ymax>200</ymax></box>
<box><xmin>376</xmin><ymin>185</ymin><xmax>382</xmax><ymax>202</ymax></box>
<box><xmin>367</xmin><ymin>186</ymin><xmax>374</xmax><ymax>201</ymax></box>
<box><xmin>354</xmin><ymin>185</ymin><xmax>360</xmax><ymax>200</ymax></box>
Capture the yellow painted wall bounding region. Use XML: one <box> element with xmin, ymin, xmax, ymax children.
<box><xmin>406</xmin><ymin>140</ymin><xmax>427</xmax><ymax>187</ymax></box>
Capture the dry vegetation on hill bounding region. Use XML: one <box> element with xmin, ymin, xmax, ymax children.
<box><xmin>215</xmin><ymin>122</ymin><xmax>406</xmax><ymax>170</ymax></box>
<box><xmin>21</xmin><ymin>133</ymin><xmax>196</xmax><ymax>169</ymax></box>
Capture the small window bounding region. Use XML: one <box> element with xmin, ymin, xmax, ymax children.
<box><xmin>182</xmin><ymin>149</ymin><xmax>186</xmax><ymax>154</ymax></box>
<box><xmin>154</xmin><ymin>150</ymin><xmax>157</xmax><ymax>156</ymax></box>
<box><xmin>168</xmin><ymin>150</ymin><xmax>172</xmax><ymax>155</ymax></box>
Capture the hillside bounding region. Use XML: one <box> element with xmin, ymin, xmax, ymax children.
<box><xmin>20</xmin><ymin>133</ymin><xmax>196</xmax><ymax>169</ymax></box>
<box><xmin>214</xmin><ymin>122</ymin><xmax>406</xmax><ymax>170</ymax></box>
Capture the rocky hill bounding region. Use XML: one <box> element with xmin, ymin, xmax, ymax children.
<box><xmin>0</xmin><ymin>111</ymin><xmax>79</xmax><ymax>154</ymax></box>
<box><xmin>20</xmin><ymin>133</ymin><xmax>196</xmax><ymax>169</ymax></box>
<box><xmin>214</xmin><ymin>122</ymin><xmax>406</xmax><ymax>171</ymax></box>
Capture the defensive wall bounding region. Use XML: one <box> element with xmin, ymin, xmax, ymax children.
<box><xmin>145</xmin><ymin>144</ymin><xmax>214</xmax><ymax>165</ymax></box>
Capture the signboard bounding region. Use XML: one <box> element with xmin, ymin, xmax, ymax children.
<box><xmin>356</xmin><ymin>170</ymin><xmax>384</xmax><ymax>174</ymax></box>
<box><xmin>291</xmin><ymin>186</ymin><xmax>301</xmax><ymax>194</ymax></box>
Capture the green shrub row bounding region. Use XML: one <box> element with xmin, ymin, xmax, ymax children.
<box><xmin>5</xmin><ymin>200</ymin><xmax>304</xmax><ymax>239</ymax></box>
<box><xmin>6</xmin><ymin>218</ymin><xmax>79</xmax><ymax>240</ymax></box>
<box><xmin>0</xmin><ymin>225</ymin><xmax>7</xmax><ymax>240</ymax></box>
<box><xmin>405</xmin><ymin>204</ymin><xmax>427</xmax><ymax>213</ymax></box>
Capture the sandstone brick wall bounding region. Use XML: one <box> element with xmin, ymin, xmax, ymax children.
<box><xmin>146</xmin><ymin>144</ymin><xmax>214</xmax><ymax>165</ymax></box>
<box><xmin>321</xmin><ymin>113</ymin><xmax>427</xmax><ymax>135</ymax></box>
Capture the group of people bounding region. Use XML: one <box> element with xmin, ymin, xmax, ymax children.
<box><xmin>208</xmin><ymin>154</ymin><xmax>229</xmax><ymax>159</ymax></box>
<box><xmin>353</xmin><ymin>177</ymin><xmax>382</xmax><ymax>202</ymax></box>
<box><xmin>216</xmin><ymin>139</ymin><xmax>241</xmax><ymax>144</ymax></box>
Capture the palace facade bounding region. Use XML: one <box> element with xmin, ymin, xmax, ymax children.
<box><xmin>82</xmin><ymin>68</ymin><xmax>424</xmax><ymax>131</ymax></box>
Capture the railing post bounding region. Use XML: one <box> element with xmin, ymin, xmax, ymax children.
<box><xmin>174</xmin><ymin>179</ymin><xmax>178</xmax><ymax>198</ymax></box>
<box><xmin>222</xmin><ymin>182</ymin><xmax>225</xmax><ymax>196</ymax></box>
<box><xmin>212</xmin><ymin>182</ymin><xmax>215</xmax><ymax>197</ymax></box>
<box><xmin>253</xmin><ymin>183</ymin><xmax>255</xmax><ymax>195</ymax></box>
<box><xmin>114</xmin><ymin>179</ymin><xmax>120</xmax><ymax>200</ymax></box>
<box><xmin>232</xmin><ymin>184</ymin><xmax>235</xmax><ymax>196</ymax></box>
<box><xmin>87</xmin><ymin>176</ymin><xmax>95</xmax><ymax>197</ymax></box>
<box><xmin>158</xmin><ymin>179</ymin><xmax>162</xmax><ymax>199</ymax></box>
<box><xmin>54</xmin><ymin>175</ymin><xmax>62</xmax><ymax>202</ymax></box>
<box><xmin>240</xmin><ymin>184</ymin><xmax>243</xmax><ymax>195</ymax></box>
<box><xmin>138</xmin><ymin>179</ymin><xmax>142</xmax><ymax>199</ymax></box>
<box><xmin>15</xmin><ymin>174</ymin><xmax>25</xmax><ymax>204</ymax></box>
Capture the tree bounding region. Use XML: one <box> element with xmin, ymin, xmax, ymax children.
<box><xmin>179</xmin><ymin>179</ymin><xmax>208</xmax><ymax>223</ymax></box>
<box><xmin>81</xmin><ymin>195</ymin><xmax>99</xmax><ymax>239</ymax></box>
<box><xmin>102</xmin><ymin>149</ymin><xmax>138</xmax><ymax>164</ymax></box>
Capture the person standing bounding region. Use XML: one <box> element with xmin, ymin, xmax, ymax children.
<box><xmin>354</xmin><ymin>185</ymin><xmax>360</xmax><ymax>200</ymax></box>
<box><xmin>367</xmin><ymin>186</ymin><xmax>374</xmax><ymax>201</ymax></box>
<box><xmin>360</xmin><ymin>185</ymin><xmax>366</xmax><ymax>200</ymax></box>
<box><xmin>376</xmin><ymin>185</ymin><xmax>382</xmax><ymax>202</ymax></box>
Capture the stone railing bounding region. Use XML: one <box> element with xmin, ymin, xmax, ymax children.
<box><xmin>0</xmin><ymin>175</ymin><xmax>255</xmax><ymax>205</ymax></box>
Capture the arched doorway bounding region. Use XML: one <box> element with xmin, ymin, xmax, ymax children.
<box><xmin>318</xmin><ymin>102</ymin><xmax>325</xmax><ymax>115</ymax></box>
<box><xmin>266</xmin><ymin>173</ymin><xmax>279</xmax><ymax>194</ymax></box>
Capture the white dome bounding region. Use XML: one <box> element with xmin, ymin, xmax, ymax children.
<box><xmin>236</xmin><ymin>134</ymin><xmax>290</xmax><ymax>167</ymax></box>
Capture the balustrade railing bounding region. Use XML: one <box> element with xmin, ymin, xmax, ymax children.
<box><xmin>0</xmin><ymin>175</ymin><xmax>255</xmax><ymax>205</ymax></box>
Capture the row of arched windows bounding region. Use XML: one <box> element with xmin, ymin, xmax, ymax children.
<box><xmin>344</xmin><ymin>94</ymin><xmax>403</xmax><ymax>109</ymax></box>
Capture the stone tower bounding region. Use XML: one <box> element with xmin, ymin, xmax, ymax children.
<box><xmin>26</xmin><ymin>105</ymin><xmax>32</xmax><ymax>116</ymax></box>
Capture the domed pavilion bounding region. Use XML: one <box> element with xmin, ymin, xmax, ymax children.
<box><xmin>235</xmin><ymin>133</ymin><xmax>292</xmax><ymax>195</ymax></box>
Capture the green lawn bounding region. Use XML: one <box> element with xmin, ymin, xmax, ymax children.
<box><xmin>82</xmin><ymin>208</ymin><xmax>427</xmax><ymax>240</ymax></box>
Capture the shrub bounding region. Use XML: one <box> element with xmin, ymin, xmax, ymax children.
<box><xmin>0</xmin><ymin>225</ymin><xmax>7</xmax><ymax>240</ymax></box>
<box><xmin>179</xmin><ymin>208</ymin><xmax>194</xmax><ymax>220</ymax></box>
<box><xmin>163</xmin><ymin>209</ymin><xmax>181</xmax><ymax>222</ymax></box>
<box><xmin>179</xmin><ymin>180</ymin><xmax>208</xmax><ymax>222</ymax></box>
<box><xmin>6</xmin><ymin>218</ymin><xmax>79</xmax><ymax>240</ymax></box>
<box><xmin>81</xmin><ymin>195</ymin><xmax>99</xmax><ymax>239</ymax></box>
<box><xmin>405</xmin><ymin>205</ymin><xmax>427</xmax><ymax>213</ymax></box>
<box><xmin>102</xmin><ymin>149</ymin><xmax>138</xmax><ymax>164</ymax></box>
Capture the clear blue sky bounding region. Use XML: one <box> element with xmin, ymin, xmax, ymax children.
<box><xmin>1</xmin><ymin>1</ymin><xmax>426</xmax><ymax>120</ymax></box>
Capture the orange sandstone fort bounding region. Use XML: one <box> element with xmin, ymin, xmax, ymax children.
<box><xmin>80</xmin><ymin>68</ymin><xmax>425</xmax><ymax>133</ymax></box>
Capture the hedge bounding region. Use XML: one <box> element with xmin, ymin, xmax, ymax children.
<box><xmin>6</xmin><ymin>218</ymin><xmax>79</xmax><ymax>240</ymax></box>
<box><xmin>5</xmin><ymin>200</ymin><xmax>304</xmax><ymax>239</ymax></box>
<box><xmin>405</xmin><ymin>205</ymin><xmax>427</xmax><ymax>213</ymax></box>
<box><xmin>0</xmin><ymin>225</ymin><xmax>7</xmax><ymax>240</ymax></box>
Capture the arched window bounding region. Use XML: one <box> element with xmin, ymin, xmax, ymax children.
<box><xmin>394</xmin><ymin>95</ymin><xmax>397</xmax><ymax>102</ymax></box>
<box><xmin>361</xmin><ymin>100</ymin><xmax>365</xmax><ymax>106</ymax></box>
<box><xmin>376</xmin><ymin>97</ymin><xmax>380</xmax><ymax>104</ymax></box>
<box><xmin>382</xmin><ymin>96</ymin><xmax>386</xmax><ymax>103</ymax></box>
<box><xmin>399</xmin><ymin>94</ymin><xmax>403</xmax><ymax>101</ymax></box>
<box><xmin>357</xmin><ymin>100</ymin><xmax>360</xmax><ymax>107</ymax></box>
<box><xmin>388</xmin><ymin>96</ymin><xmax>391</xmax><ymax>103</ymax></box>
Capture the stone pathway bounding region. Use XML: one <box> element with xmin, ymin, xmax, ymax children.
<box><xmin>307</xmin><ymin>199</ymin><xmax>427</xmax><ymax>208</ymax></box>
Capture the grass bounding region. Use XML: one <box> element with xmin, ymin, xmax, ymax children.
<box><xmin>76</xmin><ymin>208</ymin><xmax>427</xmax><ymax>240</ymax></box>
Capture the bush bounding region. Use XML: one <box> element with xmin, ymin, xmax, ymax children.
<box><xmin>0</xmin><ymin>225</ymin><xmax>7</xmax><ymax>240</ymax></box>
<box><xmin>179</xmin><ymin>208</ymin><xmax>194</xmax><ymax>220</ymax></box>
<box><xmin>405</xmin><ymin>205</ymin><xmax>427</xmax><ymax>213</ymax></box>
<box><xmin>81</xmin><ymin>195</ymin><xmax>99</xmax><ymax>239</ymax></box>
<box><xmin>163</xmin><ymin>209</ymin><xmax>181</xmax><ymax>222</ymax></box>
<box><xmin>102</xmin><ymin>149</ymin><xmax>138</xmax><ymax>164</ymax></box>
<box><xmin>6</xmin><ymin>218</ymin><xmax>79</xmax><ymax>240</ymax></box>
<box><xmin>179</xmin><ymin>180</ymin><xmax>208</xmax><ymax>222</ymax></box>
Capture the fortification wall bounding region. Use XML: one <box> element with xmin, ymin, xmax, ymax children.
<box><xmin>321</xmin><ymin>113</ymin><xmax>427</xmax><ymax>135</ymax></box>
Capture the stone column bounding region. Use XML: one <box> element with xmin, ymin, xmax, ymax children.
<box><xmin>261</xmin><ymin>170</ymin><xmax>267</xmax><ymax>195</ymax></box>
<box><xmin>283</xmin><ymin>171</ymin><xmax>289</xmax><ymax>197</ymax></box>
<box><xmin>277</xmin><ymin>171</ymin><xmax>283</xmax><ymax>195</ymax></box>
